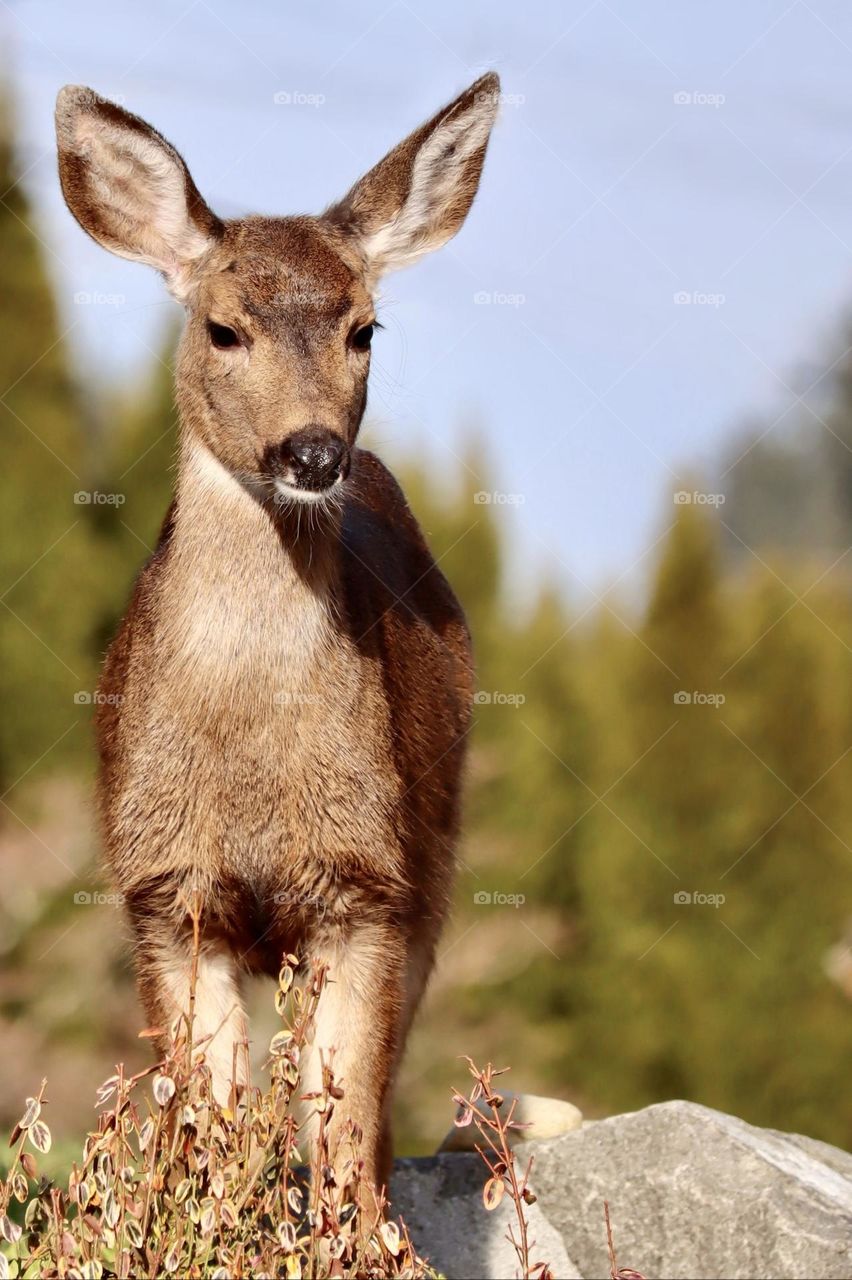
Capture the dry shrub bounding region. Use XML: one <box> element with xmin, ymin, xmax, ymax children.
<box><xmin>0</xmin><ymin>946</ymin><xmax>551</xmax><ymax>1280</ymax></box>
<box><xmin>0</xmin><ymin>956</ymin><xmax>430</xmax><ymax>1279</ymax></box>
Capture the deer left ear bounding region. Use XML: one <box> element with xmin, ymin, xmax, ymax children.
<box><xmin>327</xmin><ymin>72</ymin><xmax>500</xmax><ymax>284</ymax></box>
<box><xmin>55</xmin><ymin>85</ymin><xmax>222</xmax><ymax>300</ymax></box>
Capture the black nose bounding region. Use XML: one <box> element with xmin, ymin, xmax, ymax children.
<box><xmin>278</xmin><ymin>427</ymin><xmax>350</xmax><ymax>491</ymax></box>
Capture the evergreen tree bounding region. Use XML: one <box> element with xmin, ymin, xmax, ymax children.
<box><xmin>567</xmin><ymin>498</ymin><xmax>738</xmax><ymax>1111</ymax></box>
<box><xmin>94</xmin><ymin>321</ymin><xmax>182</xmax><ymax>650</ymax></box>
<box><xmin>721</xmin><ymin>321</ymin><xmax>852</xmax><ymax>560</ymax></box>
<box><xmin>0</xmin><ymin>94</ymin><xmax>98</xmax><ymax>791</ymax></box>
<box><xmin>721</xmin><ymin>574</ymin><xmax>852</xmax><ymax>1144</ymax></box>
<box><xmin>822</xmin><ymin>328</ymin><xmax>852</xmax><ymax>539</ymax></box>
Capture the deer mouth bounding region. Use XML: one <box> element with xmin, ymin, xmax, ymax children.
<box><xmin>273</xmin><ymin>474</ymin><xmax>346</xmax><ymax>505</ymax></box>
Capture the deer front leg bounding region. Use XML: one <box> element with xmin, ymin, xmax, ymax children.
<box><xmin>303</xmin><ymin>928</ymin><xmax>406</xmax><ymax>1195</ymax></box>
<box><xmin>134</xmin><ymin>932</ymin><xmax>250</xmax><ymax>1106</ymax></box>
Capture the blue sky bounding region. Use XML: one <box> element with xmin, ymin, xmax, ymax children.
<box><xmin>6</xmin><ymin>0</ymin><xmax>852</xmax><ymax>602</ymax></box>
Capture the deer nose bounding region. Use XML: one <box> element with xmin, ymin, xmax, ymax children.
<box><xmin>279</xmin><ymin>428</ymin><xmax>350</xmax><ymax>490</ymax></box>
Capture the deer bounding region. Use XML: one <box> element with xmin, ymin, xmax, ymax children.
<box><xmin>55</xmin><ymin>72</ymin><xmax>499</xmax><ymax>1193</ymax></box>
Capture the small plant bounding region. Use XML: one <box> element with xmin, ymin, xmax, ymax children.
<box><xmin>604</xmin><ymin>1201</ymin><xmax>645</xmax><ymax>1280</ymax></box>
<box><xmin>452</xmin><ymin>1059</ymin><xmax>551</xmax><ymax>1280</ymax></box>
<box><xmin>452</xmin><ymin>1066</ymin><xmax>645</xmax><ymax>1280</ymax></box>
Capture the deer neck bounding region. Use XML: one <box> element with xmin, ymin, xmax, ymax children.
<box><xmin>163</xmin><ymin>436</ymin><xmax>340</xmax><ymax>688</ymax></box>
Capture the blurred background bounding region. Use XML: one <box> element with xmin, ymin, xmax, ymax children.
<box><xmin>2</xmin><ymin>0</ymin><xmax>852</xmax><ymax>1161</ymax></box>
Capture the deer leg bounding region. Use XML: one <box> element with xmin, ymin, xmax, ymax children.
<box><xmin>301</xmin><ymin>929</ymin><xmax>406</xmax><ymax>1195</ymax></box>
<box><xmin>376</xmin><ymin>929</ymin><xmax>438</xmax><ymax>1186</ymax></box>
<box><xmin>135</xmin><ymin>936</ymin><xmax>250</xmax><ymax>1106</ymax></box>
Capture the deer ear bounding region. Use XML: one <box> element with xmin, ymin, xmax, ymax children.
<box><xmin>55</xmin><ymin>86</ymin><xmax>222</xmax><ymax>300</ymax></box>
<box><xmin>327</xmin><ymin>72</ymin><xmax>500</xmax><ymax>284</ymax></box>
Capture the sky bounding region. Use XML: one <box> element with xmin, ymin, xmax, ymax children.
<box><xmin>5</xmin><ymin>0</ymin><xmax>852</xmax><ymax>604</ymax></box>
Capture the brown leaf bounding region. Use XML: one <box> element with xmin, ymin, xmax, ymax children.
<box><xmin>0</xmin><ymin>1216</ymin><xmax>21</xmax><ymax>1244</ymax></box>
<box><xmin>270</xmin><ymin>1030</ymin><xmax>294</xmax><ymax>1057</ymax></box>
<box><xmin>102</xmin><ymin>1188</ymin><xmax>119</xmax><ymax>1229</ymax></box>
<box><xmin>380</xmin><ymin>1220</ymin><xmax>401</xmax><ymax>1256</ymax></box>
<box><xmin>29</xmin><ymin>1120</ymin><xmax>52</xmax><ymax>1153</ymax></box>
<box><xmin>163</xmin><ymin>1242</ymin><xmax>181</xmax><ymax>1273</ymax></box>
<box><xmin>152</xmin><ymin>1075</ymin><xmax>175</xmax><ymax>1107</ymax></box>
<box><xmin>277</xmin><ymin>1221</ymin><xmax>297</xmax><ymax>1250</ymax></box>
<box><xmin>483</xmin><ymin>1176</ymin><xmax>506</xmax><ymax>1211</ymax></box>
<box><xmin>125</xmin><ymin>1219</ymin><xmax>144</xmax><ymax>1249</ymax></box>
<box><xmin>95</xmin><ymin>1076</ymin><xmax>120</xmax><ymax>1107</ymax></box>
<box><xmin>174</xmin><ymin>1178</ymin><xmax>192</xmax><ymax>1204</ymax></box>
<box><xmin>18</xmin><ymin>1097</ymin><xmax>41</xmax><ymax>1130</ymax></box>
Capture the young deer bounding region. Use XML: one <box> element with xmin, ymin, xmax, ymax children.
<box><xmin>55</xmin><ymin>74</ymin><xmax>499</xmax><ymax>1189</ymax></box>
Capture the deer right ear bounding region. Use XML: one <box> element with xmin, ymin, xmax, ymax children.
<box><xmin>55</xmin><ymin>86</ymin><xmax>222</xmax><ymax>300</ymax></box>
<box><xmin>326</xmin><ymin>72</ymin><xmax>500</xmax><ymax>285</ymax></box>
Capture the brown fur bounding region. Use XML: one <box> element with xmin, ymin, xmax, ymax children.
<box><xmin>55</xmin><ymin>73</ymin><xmax>499</xmax><ymax>1189</ymax></box>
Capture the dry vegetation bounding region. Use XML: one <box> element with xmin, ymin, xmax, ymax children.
<box><xmin>0</xmin><ymin>926</ymin><xmax>554</xmax><ymax>1280</ymax></box>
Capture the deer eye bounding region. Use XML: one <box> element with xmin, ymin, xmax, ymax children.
<box><xmin>208</xmin><ymin>321</ymin><xmax>240</xmax><ymax>350</ymax></box>
<box><xmin>350</xmin><ymin>323</ymin><xmax>374</xmax><ymax>352</ymax></box>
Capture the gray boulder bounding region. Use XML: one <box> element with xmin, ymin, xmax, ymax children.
<box><xmin>392</xmin><ymin>1100</ymin><xmax>852</xmax><ymax>1280</ymax></box>
<box><xmin>392</xmin><ymin>1149</ymin><xmax>582</xmax><ymax>1279</ymax></box>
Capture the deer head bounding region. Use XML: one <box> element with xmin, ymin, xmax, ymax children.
<box><xmin>55</xmin><ymin>75</ymin><xmax>500</xmax><ymax>505</ymax></box>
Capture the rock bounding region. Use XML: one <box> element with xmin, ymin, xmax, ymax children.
<box><xmin>392</xmin><ymin>1150</ymin><xmax>582</xmax><ymax>1280</ymax></box>
<box><xmin>392</xmin><ymin>1100</ymin><xmax>852</xmax><ymax>1280</ymax></box>
<box><xmin>521</xmin><ymin>1101</ymin><xmax>852</xmax><ymax>1280</ymax></box>
<box><xmin>438</xmin><ymin>1090</ymin><xmax>584</xmax><ymax>1153</ymax></box>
